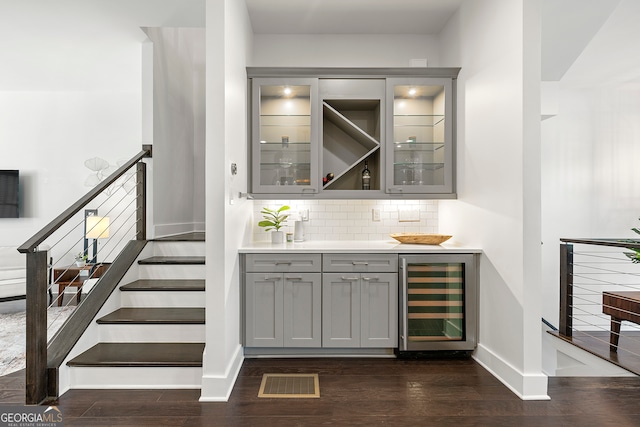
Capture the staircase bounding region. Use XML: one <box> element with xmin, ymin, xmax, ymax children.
<box><xmin>64</xmin><ymin>234</ymin><xmax>206</xmax><ymax>389</ymax></box>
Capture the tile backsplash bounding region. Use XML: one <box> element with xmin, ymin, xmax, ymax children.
<box><xmin>251</xmin><ymin>199</ymin><xmax>438</xmax><ymax>242</ymax></box>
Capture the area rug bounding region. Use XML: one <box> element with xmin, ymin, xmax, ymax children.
<box><xmin>258</xmin><ymin>373</ymin><xmax>320</xmax><ymax>398</ymax></box>
<box><xmin>0</xmin><ymin>306</ymin><xmax>75</xmax><ymax>377</ymax></box>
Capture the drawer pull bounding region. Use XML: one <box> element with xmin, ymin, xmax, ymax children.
<box><xmin>362</xmin><ymin>276</ymin><xmax>379</xmax><ymax>281</ymax></box>
<box><xmin>285</xmin><ymin>276</ymin><xmax>303</xmax><ymax>281</ymax></box>
<box><xmin>341</xmin><ymin>276</ymin><xmax>359</xmax><ymax>281</ymax></box>
<box><xmin>275</xmin><ymin>261</ymin><xmax>292</xmax><ymax>265</ymax></box>
<box><xmin>352</xmin><ymin>261</ymin><xmax>369</xmax><ymax>265</ymax></box>
<box><xmin>264</xmin><ymin>276</ymin><xmax>281</xmax><ymax>281</ymax></box>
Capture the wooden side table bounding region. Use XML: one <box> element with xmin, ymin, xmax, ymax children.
<box><xmin>603</xmin><ymin>291</ymin><xmax>640</xmax><ymax>352</ymax></box>
<box><xmin>53</xmin><ymin>263</ymin><xmax>109</xmax><ymax>306</ymax></box>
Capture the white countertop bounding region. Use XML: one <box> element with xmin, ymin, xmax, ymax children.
<box><xmin>239</xmin><ymin>240</ymin><xmax>482</xmax><ymax>254</ymax></box>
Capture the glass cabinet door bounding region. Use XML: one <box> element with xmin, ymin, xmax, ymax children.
<box><xmin>386</xmin><ymin>78</ymin><xmax>453</xmax><ymax>195</ymax></box>
<box><xmin>251</xmin><ymin>78</ymin><xmax>318</xmax><ymax>194</ymax></box>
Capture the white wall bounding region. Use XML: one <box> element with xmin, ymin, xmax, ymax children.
<box><xmin>144</xmin><ymin>27</ymin><xmax>206</xmax><ymax>238</ymax></box>
<box><xmin>201</xmin><ymin>0</ymin><xmax>253</xmax><ymax>401</ymax></box>
<box><xmin>251</xmin><ymin>34</ymin><xmax>440</xmax><ymax>67</ymax></box>
<box><xmin>541</xmin><ymin>0</ymin><xmax>640</xmax><ymax>328</ymax></box>
<box><xmin>0</xmin><ymin>0</ymin><xmax>204</xmax><ymax>259</ymax></box>
<box><xmin>438</xmin><ymin>0</ymin><xmax>547</xmax><ymax>399</ymax></box>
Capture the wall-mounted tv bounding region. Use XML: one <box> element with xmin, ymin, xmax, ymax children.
<box><xmin>0</xmin><ymin>170</ymin><xmax>19</xmax><ymax>218</ymax></box>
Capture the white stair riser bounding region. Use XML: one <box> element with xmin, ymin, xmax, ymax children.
<box><xmin>98</xmin><ymin>324</ymin><xmax>205</xmax><ymax>342</ymax></box>
<box><xmin>152</xmin><ymin>241</ymin><xmax>205</xmax><ymax>257</ymax></box>
<box><xmin>138</xmin><ymin>264</ymin><xmax>205</xmax><ymax>280</ymax></box>
<box><xmin>68</xmin><ymin>366</ymin><xmax>203</xmax><ymax>389</ymax></box>
<box><xmin>121</xmin><ymin>291</ymin><xmax>205</xmax><ymax>308</ymax></box>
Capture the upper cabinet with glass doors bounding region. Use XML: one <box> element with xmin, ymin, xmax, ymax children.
<box><xmin>386</xmin><ymin>78</ymin><xmax>454</xmax><ymax>195</ymax></box>
<box><xmin>251</xmin><ymin>78</ymin><xmax>319</xmax><ymax>195</ymax></box>
<box><xmin>248</xmin><ymin>69</ymin><xmax>459</xmax><ymax>199</ymax></box>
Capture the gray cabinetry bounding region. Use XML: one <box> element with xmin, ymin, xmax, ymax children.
<box><xmin>244</xmin><ymin>254</ymin><xmax>322</xmax><ymax>348</ymax></box>
<box><xmin>386</xmin><ymin>77</ymin><xmax>454</xmax><ymax>195</ymax></box>
<box><xmin>322</xmin><ymin>254</ymin><xmax>398</xmax><ymax>348</ymax></box>
<box><xmin>247</xmin><ymin>68</ymin><xmax>460</xmax><ymax>199</ymax></box>
<box><xmin>322</xmin><ymin>272</ymin><xmax>397</xmax><ymax>348</ymax></box>
<box><xmin>250</xmin><ymin>77</ymin><xmax>319</xmax><ymax>195</ymax></box>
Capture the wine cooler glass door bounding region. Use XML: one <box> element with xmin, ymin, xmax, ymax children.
<box><xmin>399</xmin><ymin>254</ymin><xmax>477</xmax><ymax>351</ymax></box>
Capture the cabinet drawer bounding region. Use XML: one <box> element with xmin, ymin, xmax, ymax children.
<box><xmin>323</xmin><ymin>254</ymin><xmax>398</xmax><ymax>272</ymax></box>
<box><xmin>246</xmin><ymin>254</ymin><xmax>322</xmax><ymax>272</ymax></box>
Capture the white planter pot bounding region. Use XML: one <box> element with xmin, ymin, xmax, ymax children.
<box><xmin>271</xmin><ymin>231</ymin><xmax>284</xmax><ymax>244</ymax></box>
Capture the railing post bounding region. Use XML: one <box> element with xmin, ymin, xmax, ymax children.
<box><xmin>559</xmin><ymin>243</ymin><xmax>573</xmax><ymax>337</ymax></box>
<box><xmin>136</xmin><ymin>161</ymin><xmax>147</xmax><ymax>241</ymax></box>
<box><xmin>25</xmin><ymin>250</ymin><xmax>48</xmax><ymax>404</ymax></box>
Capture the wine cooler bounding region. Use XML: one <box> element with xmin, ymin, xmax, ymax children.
<box><xmin>399</xmin><ymin>254</ymin><xmax>477</xmax><ymax>352</ymax></box>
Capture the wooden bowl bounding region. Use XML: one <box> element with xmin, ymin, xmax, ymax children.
<box><xmin>389</xmin><ymin>233</ymin><xmax>452</xmax><ymax>245</ymax></box>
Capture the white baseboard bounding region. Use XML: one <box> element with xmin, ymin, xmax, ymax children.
<box><xmin>199</xmin><ymin>344</ymin><xmax>244</xmax><ymax>402</ymax></box>
<box><xmin>473</xmin><ymin>343</ymin><xmax>550</xmax><ymax>400</ymax></box>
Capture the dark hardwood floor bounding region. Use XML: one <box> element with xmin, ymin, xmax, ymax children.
<box><xmin>2</xmin><ymin>357</ymin><xmax>640</xmax><ymax>426</ymax></box>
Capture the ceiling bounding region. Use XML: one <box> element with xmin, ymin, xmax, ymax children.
<box><xmin>244</xmin><ymin>0</ymin><xmax>463</xmax><ymax>35</ymax></box>
<box><xmin>245</xmin><ymin>0</ymin><xmax>621</xmax><ymax>81</ymax></box>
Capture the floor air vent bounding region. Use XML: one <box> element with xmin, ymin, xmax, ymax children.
<box><xmin>258</xmin><ymin>373</ymin><xmax>320</xmax><ymax>398</ymax></box>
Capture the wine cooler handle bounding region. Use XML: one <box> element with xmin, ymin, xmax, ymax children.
<box><xmin>400</xmin><ymin>257</ymin><xmax>408</xmax><ymax>351</ymax></box>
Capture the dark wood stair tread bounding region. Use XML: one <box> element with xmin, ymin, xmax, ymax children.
<box><xmin>67</xmin><ymin>343</ymin><xmax>204</xmax><ymax>367</ymax></box>
<box><xmin>138</xmin><ymin>256</ymin><xmax>205</xmax><ymax>265</ymax></box>
<box><xmin>120</xmin><ymin>279</ymin><xmax>205</xmax><ymax>292</ymax></box>
<box><xmin>97</xmin><ymin>308</ymin><xmax>205</xmax><ymax>324</ymax></box>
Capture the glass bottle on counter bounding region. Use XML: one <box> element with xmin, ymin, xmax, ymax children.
<box><xmin>362</xmin><ymin>160</ymin><xmax>371</xmax><ymax>190</ymax></box>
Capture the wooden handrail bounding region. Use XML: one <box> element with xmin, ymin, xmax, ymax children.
<box><xmin>560</xmin><ymin>238</ymin><xmax>640</xmax><ymax>250</ymax></box>
<box><xmin>18</xmin><ymin>149</ymin><xmax>150</xmax><ymax>254</ymax></box>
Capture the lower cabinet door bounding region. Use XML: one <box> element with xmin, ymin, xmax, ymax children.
<box><xmin>283</xmin><ymin>273</ymin><xmax>322</xmax><ymax>347</ymax></box>
<box><xmin>361</xmin><ymin>272</ymin><xmax>398</xmax><ymax>347</ymax></box>
<box><xmin>245</xmin><ymin>273</ymin><xmax>283</xmax><ymax>347</ymax></box>
<box><xmin>322</xmin><ymin>273</ymin><xmax>361</xmax><ymax>347</ymax></box>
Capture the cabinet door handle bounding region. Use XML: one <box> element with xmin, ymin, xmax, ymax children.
<box><xmin>352</xmin><ymin>261</ymin><xmax>369</xmax><ymax>265</ymax></box>
<box><xmin>362</xmin><ymin>276</ymin><xmax>379</xmax><ymax>281</ymax></box>
<box><xmin>264</xmin><ymin>276</ymin><xmax>281</xmax><ymax>281</ymax></box>
<box><xmin>285</xmin><ymin>276</ymin><xmax>303</xmax><ymax>281</ymax></box>
<box><xmin>340</xmin><ymin>276</ymin><xmax>359</xmax><ymax>281</ymax></box>
<box><xmin>275</xmin><ymin>261</ymin><xmax>292</xmax><ymax>265</ymax></box>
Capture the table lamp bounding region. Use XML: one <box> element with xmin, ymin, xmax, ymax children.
<box><xmin>85</xmin><ymin>215</ymin><xmax>109</xmax><ymax>264</ymax></box>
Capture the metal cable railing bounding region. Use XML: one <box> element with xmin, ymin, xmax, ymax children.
<box><xmin>560</xmin><ymin>238</ymin><xmax>640</xmax><ymax>372</ymax></box>
<box><xmin>18</xmin><ymin>147</ymin><xmax>151</xmax><ymax>404</ymax></box>
<box><xmin>45</xmin><ymin>175</ymin><xmax>140</xmax><ymax>330</ymax></box>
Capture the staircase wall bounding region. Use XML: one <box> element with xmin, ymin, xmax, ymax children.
<box><xmin>542</xmin><ymin>324</ymin><xmax>636</xmax><ymax>377</ymax></box>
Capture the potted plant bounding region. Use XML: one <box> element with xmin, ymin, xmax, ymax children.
<box><xmin>75</xmin><ymin>252</ymin><xmax>89</xmax><ymax>267</ymax></box>
<box><xmin>258</xmin><ymin>205</ymin><xmax>290</xmax><ymax>243</ymax></box>
<box><xmin>623</xmin><ymin>217</ymin><xmax>640</xmax><ymax>263</ymax></box>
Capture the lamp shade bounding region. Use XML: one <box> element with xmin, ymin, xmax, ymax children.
<box><xmin>86</xmin><ymin>216</ymin><xmax>110</xmax><ymax>239</ymax></box>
